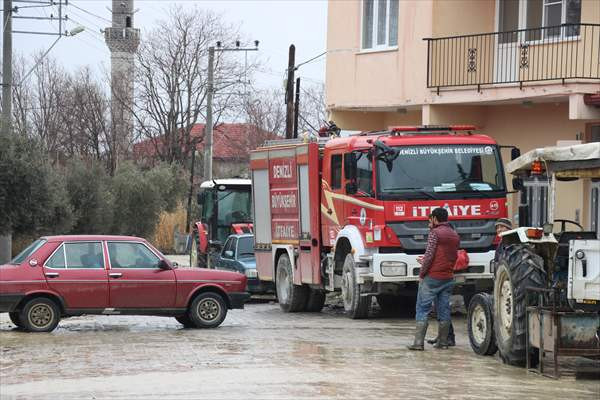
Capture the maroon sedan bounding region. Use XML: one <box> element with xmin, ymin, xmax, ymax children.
<box><xmin>0</xmin><ymin>235</ymin><xmax>249</xmax><ymax>332</ymax></box>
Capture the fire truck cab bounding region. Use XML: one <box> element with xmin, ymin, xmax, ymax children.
<box><xmin>251</xmin><ymin>126</ymin><xmax>511</xmax><ymax>318</ymax></box>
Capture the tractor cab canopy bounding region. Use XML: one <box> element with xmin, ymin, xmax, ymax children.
<box><xmin>506</xmin><ymin>143</ymin><xmax>600</xmax><ymax>179</ymax></box>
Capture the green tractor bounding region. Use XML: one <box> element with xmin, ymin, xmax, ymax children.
<box><xmin>467</xmin><ymin>143</ymin><xmax>600</xmax><ymax>367</ymax></box>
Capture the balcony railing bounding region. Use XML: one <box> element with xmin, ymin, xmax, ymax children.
<box><xmin>104</xmin><ymin>27</ymin><xmax>141</xmax><ymax>41</ymax></box>
<box><xmin>424</xmin><ymin>24</ymin><xmax>599</xmax><ymax>91</ymax></box>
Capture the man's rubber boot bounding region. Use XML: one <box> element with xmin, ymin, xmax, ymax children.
<box><xmin>407</xmin><ymin>321</ymin><xmax>428</xmax><ymax>351</ymax></box>
<box><xmin>434</xmin><ymin>321</ymin><xmax>451</xmax><ymax>349</ymax></box>
<box><xmin>428</xmin><ymin>322</ymin><xmax>456</xmax><ymax>346</ymax></box>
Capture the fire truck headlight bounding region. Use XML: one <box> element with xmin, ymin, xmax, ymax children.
<box><xmin>245</xmin><ymin>268</ymin><xmax>258</xmax><ymax>278</ymax></box>
<box><xmin>381</xmin><ymin>262</ymin><xmax>407</xmax><ymax>276</ymax></box>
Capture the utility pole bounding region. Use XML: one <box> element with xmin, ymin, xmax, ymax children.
<box><xmin>293</xmin><ymin>77</ymin><xmax>300</xmax><ymax>139</ymax></box>
<box><xmin>203</xmin><ymin>46</ymin><xmax>215</xmax><ymax>182</ymax></box>
<box><xmin>203</xmin><ymin>41</ymin><xmax>258</xmax><ymax>181</ymax></box>
<box><xmin>285</xmin><ymin>44</ymin><xmax>295</xmax><ymax>139</ymax></box>
<box><xmin>0</xmin><ymin>0</ymin><xmax>13</xmax><ymax>264</ymax></box>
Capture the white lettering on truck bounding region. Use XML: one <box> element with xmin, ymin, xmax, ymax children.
<box><xmin>271</xmin><ymin>193</ymin><xmax>297</xmax><ymax>209</ymax></box>
<box><xmin>272</xmin><ymin>164</ymin><xmax>292</xmax><ymax>179</ymax></box>
<box><xmin>411</xmin><ymin>204</ymin><xmax>481</xmax><ymax>217</ymax></box>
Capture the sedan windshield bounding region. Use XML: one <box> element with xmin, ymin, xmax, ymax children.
<box><xmin>10</xmin><ymin>239</ymin><xmax>46</xmax><ymax>265</ymax></box>
<box><xmin>377</xmin><ymin>145</ymin><xmax>505</xmax><ymax>199</ymax></box>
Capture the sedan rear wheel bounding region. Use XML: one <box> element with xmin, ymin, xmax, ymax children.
<box><xmin>19</xmin><ymin>297</ymin><xmax>60</xmax><ymax>332</ymax></box>
<box><xmin>188</xmin><ymin>292</ymin><xmax>228</xmax><ymax>328</ymax></box>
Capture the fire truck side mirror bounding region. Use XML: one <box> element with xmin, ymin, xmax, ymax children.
<box><xmin>344</xmin><ymin>152</ymin><xmax>358</xmax><ymax>181</ymax></box>
<box><xmin>346</xmin><ymin>181</ymin><xmax>357</xmax><ymax>195</ymax></box>
<box><xmin>512</xmin><ymin>177</ymin><xmax>524</xmax><ymax>191</ymax></box>
<box><xmin>511</xmin><ymin>147</ymin><xmax>521</xmax><ymax>160</ymax></box>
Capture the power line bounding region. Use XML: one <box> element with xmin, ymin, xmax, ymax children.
<box><xmin>68</xmin><ymin>1</ymin><xmax>111</xmax><ymax>24</ymax></box>
<box><xmin>294</xmin><ymin>51</ymin><xmax>326</xmax><ymax>71</ymax></box>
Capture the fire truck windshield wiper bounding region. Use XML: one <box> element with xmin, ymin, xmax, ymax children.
<box><xmin>384</xmin><ymin>188</ymin><xmax>438</xmax><ymax>200</ymax></box>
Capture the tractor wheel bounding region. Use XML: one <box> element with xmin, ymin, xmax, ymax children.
<box><xmin>467</xmin><ymin>292</ymin><xmax>498</xmax><ymax>356</ymax></box>
<box><xmin>494</xmin><ymin>244</ymin><xmax>545</xmax><ymax>366</ymax></box>
<box><xmin>305</xmin><ymin>289</ymin><xmax>326</xmax><ymax>312</ymax></box>
<box><xmin>341</xmin><ymin>254</ymin><xmax>371</xmax><ymax>319</ymax></box>
<box><xmin>276</xmin><ymin>253</ymin><xmax>308</xmax><ymax>312</ymax></box>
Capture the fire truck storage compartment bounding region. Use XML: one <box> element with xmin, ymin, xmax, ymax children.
<box><xmin>250</xmin><ymin>143</ymin><xmax>322</xmax><ymax>286</ymax></box>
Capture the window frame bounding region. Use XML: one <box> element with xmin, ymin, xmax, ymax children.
<box><xmin>106</xmin><ymin>241</ymin><xmax>163</xmax><ymax>270</ymax></box>
<box><xmin>360</xmin><ymin>0</ymin><xmax>399</xmax><ymax>51</ymax></box>
<box><xmin>44</xmin><ymin>241</ymin><xmax>105</xmax><ymax>270</ymax></box>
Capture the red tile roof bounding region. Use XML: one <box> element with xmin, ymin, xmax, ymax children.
<box><xmin>133</xmin><ymin>123</ymin><xmax>278</xmax><ymax>161</ymax></box>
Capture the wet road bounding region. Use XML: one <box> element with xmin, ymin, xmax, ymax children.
<box><xmin>1</xmin><ymin>302</ymin><xmax>598</xmax><ymax>399</ymax></box>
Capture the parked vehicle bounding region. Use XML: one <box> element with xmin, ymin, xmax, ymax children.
<box><xmin>190</xmin><ymin>179</ymin><xmax>253</xmax><ymax>269</ymax></box>
<box><xmin>216</xmin><ymin>234</ymin><xmax>273</xmax><ymax>294</ymax></box>
<box><xmin>250</xmin><ymin>125</ymin><xmax>515</xmax><ymax>318</ymax></box>
<box><xmin>0</xmin><ymin>235</ymin><xmax>249</xmax><ymax>332</ymax></box>
<box><xmin>466</xmin><ymin>143</ymin><xmax>600</xmax><ymax>369</ymax></box>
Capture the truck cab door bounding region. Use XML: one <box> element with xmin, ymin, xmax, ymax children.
<box><xmin>322</xmin><ymin>152</ymin><xmax>345</xmax><ymax>246</ymax></box>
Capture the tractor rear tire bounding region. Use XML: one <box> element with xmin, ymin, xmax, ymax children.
<box><xmin>341</xmin><ymin>254</ymin><xmax>371</xmax><ymax>319</ymax></box>
<box><xmin>305</xmin><ymin>289</ymin><xmax>326</xmax><ymax>312</ymax></box>
<box><xmin>494</xmin><ymin>244</ymin><xmax>545</xmax><ymax>366</ymax></box>
<box><xmin>276</xmin><ymin>253</ymin><xmax>308</xmax><ymax>312</ymax></box>
<box><xmin>467</xmin><ymin>292</ymin><xmax>497</xmax><ymax>356</ymax></box>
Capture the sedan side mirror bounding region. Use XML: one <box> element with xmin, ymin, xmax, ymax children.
<box><xmin>158</xmin><ymin>259</ymin><xmax>172</xmax><ymax>270</ymax></box>
<box><xmin>224</xmin><ymin>250</ymin><xmax>234</xmax><ymax>258</ymax></box>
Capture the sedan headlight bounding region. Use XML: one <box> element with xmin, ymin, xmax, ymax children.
<box><xmin>381</xmin><ymin>261</ymin><xmax>407</xmax><ymax>277</ymax></box>
<box><xmin>245</xmin><ymin>268</ymin><xmax>258</xmax><ymax>278</ymax></box>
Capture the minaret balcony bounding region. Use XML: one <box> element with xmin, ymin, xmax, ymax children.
<box><xmin>104</xmin><ymin>27</ymin><xmax>141</xmax><ymax>42</ymax></box>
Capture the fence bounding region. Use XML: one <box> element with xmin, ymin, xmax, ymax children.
<box><xmin>425</xmin><ymin>24</ymin><xmax>600</xmax><ymax>91</ymax></box>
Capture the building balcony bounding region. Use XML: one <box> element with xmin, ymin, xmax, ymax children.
<box><xmin>104</xmin><ymin>27</ymin><xmax>141</xmax><ymax>42</ymax></box>
<box><xmin>424</xmin><ymin>24</ymin><xmax>600</xmax><ymax>92</ymax></box>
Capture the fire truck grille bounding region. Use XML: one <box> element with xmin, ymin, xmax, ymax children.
<box><xmin>387</xmin><ymin>219</ymin><xmax>496</xmax><ymax>251</ymax></box>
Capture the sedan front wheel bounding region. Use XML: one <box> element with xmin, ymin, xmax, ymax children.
<box><xmin>188</xmin><ymin>292</ymin><xmax>228</xmax><ymax>328</ymax></box>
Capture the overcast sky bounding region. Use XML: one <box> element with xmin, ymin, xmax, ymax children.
<box><xmin>11</xmin><ymin>0</ymin><xmax>328</xmax><ymax>90</ymax></box>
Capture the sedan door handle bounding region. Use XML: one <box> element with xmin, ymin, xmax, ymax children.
<box><xmin>109</xmin><ymin>272</ymin><xmax>123</xmax><ymax>278</ymax></box>
<box><xmin>45</xmin><ymin>272</ymin><xmax>59</xmax><ymax>278</ymax></box>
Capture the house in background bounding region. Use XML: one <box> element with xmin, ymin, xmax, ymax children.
<box><xmin>326</xmin><ymin>0</ymin><xmax>600</xmax><ymax>229</ymax></box>
<box><xmin>133</xmin><ymin>123</ymin><xmax>276</xmax><ymax>178</ymax></box>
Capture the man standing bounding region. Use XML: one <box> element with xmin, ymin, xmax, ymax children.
<box><xmin>494</xmin><ymin>217</ymin><xmax>513</xmax><ymax>261</ymax></box>
<box><xmin>407</xmin><ymin>207</ymin><xmax>460</xmax><ymax>351</ymax></box>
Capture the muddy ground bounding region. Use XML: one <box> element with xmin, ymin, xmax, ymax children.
<box><xmin>1</xmin><ymin>300</ymin><xmax>598</xmax><ymax>399</ymax></box>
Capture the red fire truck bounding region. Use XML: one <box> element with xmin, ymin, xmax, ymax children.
<box><xmin>250</xmin><ymin>126</ymin><xmax>512</xmax><ymax>318</ymax></box>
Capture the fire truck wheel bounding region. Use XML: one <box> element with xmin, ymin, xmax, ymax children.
<box><xmin>494</xmin><ymin>244</ymin><xmax>544</xmax><ymax>366</ymax></box>
<box><xmin>276</xmin><ymin>253</ymin><xmax>308</xmax><ymax>312</ymax></box>
<box><xmin>467</xmin><ymin>292</ymin><xmax>497</xmax><ymax>356</ymax></box>
<box><xmin>342</xmin><ymin>254</ymin><xmax>371</xmax><ymax>319</ymax></box>
<box><xmin>305</xmin><ymin>289</ymin><xmax>326</xmax><ymax>312</ymax></box>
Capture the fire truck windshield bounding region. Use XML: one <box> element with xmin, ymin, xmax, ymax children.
<box><xmin>376</xmin><ymin>144</ymin><xmax>505</xmax><ymax>199</ymax></box>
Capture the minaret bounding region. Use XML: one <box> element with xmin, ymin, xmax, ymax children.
<box><xmin>104</xmin><ymin>0</ymin><xmax>140</xmax><ymax>169</ymax></box>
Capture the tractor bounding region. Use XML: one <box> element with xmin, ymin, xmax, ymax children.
<box><xmin>466</xmin><ymin>142</ymin><xmax>600</xmax><ymax>369</ymax></box>
<box><xmin>190</xmin><ymin>179</ymin><xmax>253</xmax><ymax>268</ymax></box>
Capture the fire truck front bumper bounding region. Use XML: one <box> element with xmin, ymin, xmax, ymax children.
<box><xmin>358</xmin><ymin>251</ymin><xmax>496</xmax><ymax>284</ymax></box>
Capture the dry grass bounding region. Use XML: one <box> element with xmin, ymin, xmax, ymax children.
<box><xmin>153</xmin><ymin>203</ymin><xmax>187</xmax><ymax>254</ymax></box>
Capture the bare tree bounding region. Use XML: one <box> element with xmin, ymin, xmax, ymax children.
<box><xmin>297</xmin><ymin>82</ymin><xmax>327</xmax><ymax>135</ymax></box>
<box><xmin>123</xmin><ymin>6</ymin><xmax>258</xmax><ymax>166</ymax></box>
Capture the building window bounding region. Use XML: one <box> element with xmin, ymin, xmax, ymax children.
<box><xmin>126</xmin><ymin>16</ymin><xmax>132</xmax><ymax>28</ymax></box>
<box><xmin>362</xmin><ymin>0</ymin><xmax>399</xmax><ymax>50</ymax></box>
<box><xmin>525</xmin><ymin>0</ymin><xmax>581</xmax><ymax>40</ymax></box>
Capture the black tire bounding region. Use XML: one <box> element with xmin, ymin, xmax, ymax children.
<box><xmin>275</xmin><ymin>253</ymin><xmax>308</xmax><ymax>312</ymax></box>
<box><xmin>467</xmin><ymin>293</ymin><xmax>498</xmax><ymax>356</ymax></box>
<box><xmin>175</xmin><ymin>315</ymin><xmax>195</xmax><ymax>328</ymax></box>
<box><xmin>19</xmin><ymin>297</ymin><xmax>60</xmax><ymax>332</ymax></box>
<box><xmin>341</xmin><ymin>254</ymin><xmax>371</xmax><ymax>319</ymax></box>
<box><xmin>494</xmin><ymin>244</ymin><xmax>545</xmax><ymax>366</ymax></box>
<box><xmin>9</xmin><ymin>312</ymin><xmax>23</xmax><ymax>328</ymax></box>
<box><xmin>305</xmin><ymin>289</ymin><xmax>326</xmax><ymax>312</ymax></box>
<box><xmin>188</xmin><ymin>292</ymin><xmax>228</xmax><ymax>328</ymax></box>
